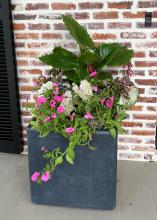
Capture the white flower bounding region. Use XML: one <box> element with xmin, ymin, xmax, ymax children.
<box><xmin>61</xmin><ymin>91</ymin><xmax>75</xmax><ymax>115</ymax></box>
<box><xmin>119</xmin><ymin>86</ymin><xmax>139</xmax><ymax>106</ymax></box>
<box><xmin>38</xmin><ymin>81</ymin><xmax>53</xmax><ymax>96</ymax></box>
<box><xmin>72</xmin><ymin>80</ymin><xmax>93</xmax><ymax>101</ymax></box>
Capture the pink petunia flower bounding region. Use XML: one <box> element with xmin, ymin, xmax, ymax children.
<box><xmin>54</xmin><ymin>95</ymin><xmax>64</xmax><ymax>102</ymax></box>
<box><xmin>84</xmin><ymin>112</ymin><xmax>94</xmax><ymax>119</ymax></box>
<box><xmin>70</xmin><ymin>112</ymin><xmax>75</xmax><ymax>121</ymax></box>
<box><xmin>90</xmin><ymin>71</ymin><xmax>97</xmax><ymax>77</ymax></box>
<box><xmin>92</xmin><ymin>86</ymin><xmax>98</xmax><ymax>92</ymax></box>
<box><xmin>53</xmin><ymin>81</ymin><xmax>59</xmax><ymax>87</ymax></box>
<box><xmin>31</xmin><ymin>171</ymin><xmax>40</xmax><ymax>182</ymax></box>
<box><xmin>66</xmin><ymin>127</ymin><xmax>75</xmax><ymax>135</ymax></box>
<box><xmin>45</xmin><ymin>116</ymin><xmax>51</xmax><ymax>122</ymax></box>
<box><xmin>50</xmin><ymin>100</ymin><xmax>56</xmax><ymax>108</ymax></box>
<box><xmin>51</xmin><ymin>113</ymin><xmax>57</xmax><ymax>119</ymax></box>
<box><xmin>36</xmin><ymin>96</ymin><xmax>47</xmax><ymax>106</ymax></box>
<box><xmin>57</xmin><ymin>106</ymin><xmax>65</xmax><ymax>113</ymax></box>
<box><xmin>106</xmin><ymin>100</ymin><xmax>112</xmax><ymax>109</ymax></box>
<box><xmin>100</xmin><ymin>97</ymin><xmax>105</xmax><ymax>106</ymax></box>
<box><xmin>53</xmin><ymin>87</ymin><xmax>59</xmax><ymax>95</ymax></box>
<box><xmin>41</xmin><ymin>171</ymin><xmax>51</xmax><ymax>182</ymax></box>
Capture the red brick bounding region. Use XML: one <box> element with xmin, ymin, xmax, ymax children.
<box><xmin>137</xmin><ymin>22</ymin><xmax>157</xmax><ymax>29</ymax></box>
<box><xmin>51</xmin><ymin>3</ymin><xmax>76</xmax><ymax>10</ymax></box>
<box><xmin>108</xmin><ymin>2</ymin><xmax>133</xmax><ymax>9</ymax></box>
<box><xmin>13</xmin><ymin>23</ymin><xmax>26</xmax><ymax>30</ymax></box>
<box><xmin>93</xmin><ymin>12</ymin><xmax>118</xmax><ymax>19</ymax></box>
<box><xmin>132</xmin><ymin>130</ymin><xmax>155</xmax><ymax>136</ymax></box>
<box><xmin>119</xmin><ymin>137</ymin><xmax>142</xmax><ymax>144</ymax></box>
<box><xmin>16</xmin><ymin>51</ymin><xmax>40</xmax><ymax>58</ymax></box>
<box><xmin>53</xmin><ymin>23</ymin><xmax>65</xmax><ymax>30</ymax></box>
<box><xmin>25</xmin><ymin>3</ymin><xmax>49</xmax><ymax>10</ymax></box>
<box><xmin>28</xmin><ymin>23</ymin><xmax>51</xmax><ymax>30</ymax></box>
<box><xmin>123</xmin><ymin>11</ymin><xmax>145</xmax><ymax>18</ymax></box>
<box><xmin>17</xmin><ymin>60</ymin><xmax>29</xmax><ymax>66</ymax></box>
<box><xmin>129</xmin><ymin>106</ymin><xmax>143</xmax><ymax>111</ymax></box>
<box><xmin>108</xmin><ymin>22</ymin><xmax>131</xmax><ymax>29</ymax></box>
<box><xmin>20</xmin><ymin>86</ymin><xmax>34</xmax><ymax>91</ymax></box>
<box><xmin>134</xmin><ymin>51</ymin><xmax>146</xmax><ymax>58</ymax></box>
<box><xmin>18</xmin><ymin>78</ymin><xmax>30</xmax><ymax>83</ymax></box>
<box><xmin>19</xmin><ymin>69</ymin><xmax>42</xmax><ymax>75</ymax></box>
<box><xmin>74</xmin><ymin>12</ymin><xmax>89</xmax><ymax>20</ymax></box>
<box><xmin>135</xmin><ymin>61</ymin><xmax>157</xmax><ymax>67</ymax></box>
<box><xmin>92</xmin><ymin>33</ymin><xmax>116</xmax><ymax>40</ymax></box>
<box><xmin>138</xmin><ymin>97</ymin><xmax>157</xmax><ymax>103</ymax></box>
<box><xmin>38</xmin><ymin>13</ymin><xmax>61</xmax><ymax>20</ymax></box>
<box><xmin>133</xmin><ymin>114</ymin><xmax>156</xmax><ymax>120</ymax></box>
<box><xmin>15</xmin><ymin>33</ymin><xmax>39</xmax><ymax>39</ymax></box>
<box><xmin>119</xmin><ymin>153</ymin><xmax>141</xmax><ymax>159</ymax></box>
<box><xmin>135</xmin><ymin>79</ymin><xmax>157</xmax><ymax>86</ymax></box>
<box><xmin>11</xmin><ymin>4</ymin><xmax>23</xmax><ymax>11</ymax></box>
<box><xmin>78</xmin><ymin>2</ymin><xmax>103</xmax><ymax>9</ymax></box>
<box><xmin>132</xmin><ymin>146</ymin><xmax>155</xmax><ymax>152</ymax></box>
<box><xmin>120</xmin><ymin>32</ymin><xmax>146</xmax><ymax>39</ymax></box>
<box><xmin>41</xmin><ymin>33</ymin><xmax>62</xmax><ymax>39</ymax></box>
<box><xmin>133</xmin><ymin>70</ymin><xmax>145</xmax><ymax>76</ymax></box>
<box><xmin>138</xmin><ymin>1</ymin><xmax>157</xmax><ymax>8</ymax></box>
<box><xmin>27</xmin><ymin>42</ymin><xmax>50</xmax><ymax>49</ymax></box>
<box><xmin>121</xmin><ymin>121</ymin><xmax>143</xmax><ymax>127</ymax></box>
<box><xmin>15</xmin><ymin>42</ymin><xmax>25</xmax><ymax>48</ymax></box>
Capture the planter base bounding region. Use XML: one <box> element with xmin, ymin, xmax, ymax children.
<box><xmin>27</xmin><ymin>128</ymin><xmax>117</xmax><ymax>210</ymax></box>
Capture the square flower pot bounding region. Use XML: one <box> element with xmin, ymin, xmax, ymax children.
<box><xmin>27</xmin><ymin>126</ymin><xmax>117</xmax><ymax>210</ymax></box>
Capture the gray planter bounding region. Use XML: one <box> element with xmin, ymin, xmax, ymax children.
<box><xmin>27</xmin><ymin>127</ymin><xmax>117</xmax><ymax>210</ymax></box>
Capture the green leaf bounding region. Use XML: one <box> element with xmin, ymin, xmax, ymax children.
<box><xmin>62</xmin><ymin>15</ymin><xmax>95</xmax><ymax>49</ymax></box>
<box><xmin>39</xmin><ymin>47</ymin><xmax>79</xmax><ymax>70</ymax></box>
<box><xmin>97</xmin><ymin>43</ymin><xmax>134</xmax><ymax>68</ymax></box>
<box><xmin>65</xmin><ymin>148</ymin><xmax>75</xmax><ymax>165</ymax></box>
<box><xmin>78</xmin><ymin>50</ymin><xmax>102</xmax><ymax>65</ymax></box>
<box><xmin>40</xmin><ymin>130</ymin><xmax>50</xmax><ymax>138</ymax></box>
<box><xmin>89</xmin><ymin>146</ymin><xmax>97</xmax><ymax>151</ymax></box>
<box><xmin>109</xmin><ymin>127</ymin><xmax>117</xmax><ymax>138</ymax></box>
<box><xmin>55</xmin><ymin>156</ymin><xmax>63</xmax><ymax>166</ymax></box>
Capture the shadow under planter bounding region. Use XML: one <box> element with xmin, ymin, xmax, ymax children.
<box><xmin>27</xmin><ymin>127</ymin><xmax>117</xmax><ymax>210</ymax></box>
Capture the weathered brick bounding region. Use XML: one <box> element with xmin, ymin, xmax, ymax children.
<box><xmin>121</xmin><ymin>121</ymin><xmax>143</xmax><ymax>127</ymax></box>
<box><xmin>74</xmin><ymin>12</ymin><xmax>89</xmax><ymax>20</ymax></box>
<box><xmin>93</xmin><ymin>12</ymin><xmax>118</xmax><ymax>19</ymax></box>
<box><xmin>119</xmin><ymin>137</ymin><xmax>142</xmax><ymax>144</ymax></box>
<box><xmin>148</xmin><ymin>87</ymin><xmax>157</xmax><ymax>95</ymax></box>
<box><xmin>149</xmin><ymin>70</ymin><xmax>157</xmax><ymax>77</ymax></box>
<box><xmin>151</xmin><ymin>32</ymin><xmax>157</xmax><ymax>38</ymax></box>
<box><xmin>135</xmin><ymin>61</ymin><xmax>157</xmax><ymax>67</ymax></box>
<box><xmin>108</xmin><ymin>22</ymin><xmax>131</xmax><ymax>29</ymax></box>
<box><xmin>138</xmin><ymin>97</ymin><xmax>157</xmax><ymax>103</ymax></box>
<box><xmin>25</xmin><ymin>3</ymin><xmax>49</xmax><ymax>10</ymax></box>
<box><xmin>132</xmin><ymin>130</ymin><xmax>155</xmax><ymax>136</ymax></box>
<box><xmin>138</xmin><ymin>1</ymin><xmax>157</xmax><ymax>8</ymax></box>
<box><xmin>147</xmin><ymin>106</ymin><xmax>157</xmax><ymax>112</ymax></box>
<box><xmin>14</xmin><ymin>14</ymin><xmax>37</xmax><ymax>20</ymax></box>
<box><xmin>16</xmin><ymin>51</ymin><xmax>40</xmax><ymax>58</ymax></box>
<box><xmin>135</xmin><ymin>79</ymin><xmax>157</xmax><ymax>86</ymax></box>
<box><xmin>132</xmin><ymin>114</ymin><xmax>156</xmax><ymax>120</ymax></box>
<box><xmin>149</xmin><ymin>51</ymin><xmax>157</xmax><ymax>57</ymax></box>
<box><xmin>11</xmin><ymin>4</ymin><xmax>23</xmax><ymax>11</ymax></box>
<box><xmin>134</xmin><ymin>52</ymin><xmax>146</xmax><ymax>58</ymax></box>
<box><xmin>92</xmin><ymin>33</ymin><xmax>116</xmax><ymax>40</ymax></box>
<box><xmin>86</xmin><ymin>23</ymin><xmax>104</xmax><ymax>30</ymax></box>
<box><xmin>108</xmin><ymin>1</ymin><xmax>133</xmax><ymax>9</ymax></box>
<box><xmin>15</xmin><ymin>33</ymin><xmax>39</xmax><ymax>39</ymax></box>
<box><xmin>78</xmin><ymin>2</ymin><xmax>103</xmax><ymax>10</ymax></box>
<box><xmin>123</xmin><ymin>11</ymin><xmax>145</xmax><ymax>18</ymax></box>
<box><xmin>28</xmin><ymin>23</ymin><xmax>51</xmax><ymax>30</ymax></box>
<box><xmin>121</xmin><ymin>32</ymin><xmax>146</xmax><ymax>39</ymax></box>
<box><xmin>19</xmin><ymin>69</ymin><xmax>42</xmax><ymax>75</ymax></box>
<box><xmin>51</xmin><ymin>3</ymin><xmax>76</xmax><ymax>10</ymax></box>
<box><xmin>41</xmin><ymin>33</ymin><xmax>62</xmax><ymax>39</ymax></box>
<box><xmin>132</xmin><ymin>146</ymin><xmax>155</xmax><ymax>152</ymax></box>
<box><xmin>137</xmin><ymin>22</ymin><xmax>157</xmax><ymax>29</ymax></box>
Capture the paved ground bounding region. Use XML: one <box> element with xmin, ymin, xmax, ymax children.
<box><xmin>0</xmin><ymin>153</ymin><xmax>157</xmax><ymax>220</ymax></box>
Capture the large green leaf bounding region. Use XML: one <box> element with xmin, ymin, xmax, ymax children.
<box><xmin>97</xmin><ymin>43</ymin><xmax>134</xmax><ymax>68</ymax></box>
<box><xmin>97</xmin><ymin>72</ymin><xmax>113</xmax><ymax>80</ymax></box>
<box><xmin>62</xmin><ymin>15</ymin><xmax>95</xmax><ymax>49</ymax></box>
<box><xmin>39</xmin><ymin>47</ymin><xmax>79</xmax><ymax>70</ymax></box>
<box><xmin>64</xmin><ymin>69</ymin><xmax>88</xmax><ymax>83</ymax></box>
<box><xmin>78</xmin><ymin>50</ymin><xmax>102</xmax><ymax>65</ymax></box>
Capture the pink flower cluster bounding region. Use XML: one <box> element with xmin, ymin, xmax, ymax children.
<box><xmin>31</xmin><ymin>171</ymin><xmax>51</xmax><ymax>183</ymax></box>
<box><xmin>100</xmin><ymin>95</ymin><xmax>114</xmax><ymax>109</ymax></box>
<box><xmin>66</xmin><ymin>127</ymin><xmax>75</xmax><ymax>135</ymax></box>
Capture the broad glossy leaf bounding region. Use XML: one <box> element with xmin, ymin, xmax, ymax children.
<box><xmin>97</xmin><ymin>43</ymin><xmax>134</xmax><ymax>68</ymax></box>
<box><xmin>78</xmin><ymin>50</ymin><xmax>102</xmax><ymax>65</ymax></box>
<box><xmin>62</xmin><ymin>15</ymin><xmax>95</xmax><ymax>49</ymax></box>
<box><xmin>39</xmin><ymin>47</ymin><xmax>79</xmax><ymax>70</ymax></box>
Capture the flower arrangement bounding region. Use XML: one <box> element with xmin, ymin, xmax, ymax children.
<box><xmin>29</xmin><ymin>15</ymin><xmax>139</xmax><ymax>184</ymax></box>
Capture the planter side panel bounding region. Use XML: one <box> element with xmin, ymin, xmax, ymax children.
<box><xmin>27</xmin><ymin>128</ymin><xmax>117</xmax><ymax>210</ymax></box>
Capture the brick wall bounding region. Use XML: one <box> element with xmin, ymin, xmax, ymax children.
<box><xmin>11</xmin><ymin>0</ymin><xmax>157</xmax><ymax>161</ymax></box>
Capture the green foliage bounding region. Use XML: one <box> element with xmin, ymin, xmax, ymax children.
<box><xmin>97</xmin><ymin>43</ymin><xmax>134</xmax><ymax>68</ymax></box>
<box><xmin>62</xmin><ymin>15</ymin><xmax>95</xmax><ymax>49</ymax></box>
<box><xmin>39</xmin><ymin>47</ymin><xmax>79</xmax><ymax>70</ymax></box>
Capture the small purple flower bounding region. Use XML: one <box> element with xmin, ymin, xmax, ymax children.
<box><xmin>41</xmin><ymin>146</ymin><xmax>48</xmax><ymax>152</ymax></box>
